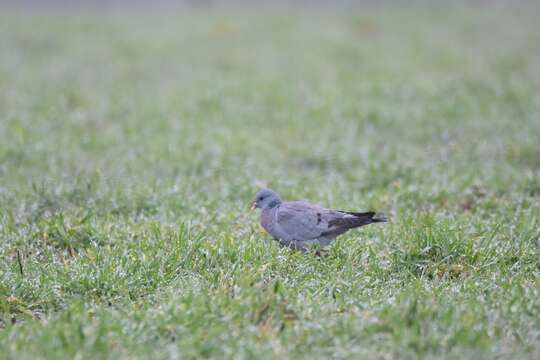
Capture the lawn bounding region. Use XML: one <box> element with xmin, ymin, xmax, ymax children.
<box><xmin>0</xmin><ymin>4</ymin><xmax>539</xmax><ymax>359</ymax></box>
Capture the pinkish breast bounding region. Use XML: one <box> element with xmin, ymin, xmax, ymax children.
<box><xmin>260</xmin><ymin>207</ymin><xmax>276</xmax><ymax>233</ymax></box>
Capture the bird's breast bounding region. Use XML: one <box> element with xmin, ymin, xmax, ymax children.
<box><xmin>260</xmin><ymin>208</ymin><xmax>277</xmax><ymax>234</ymax></box>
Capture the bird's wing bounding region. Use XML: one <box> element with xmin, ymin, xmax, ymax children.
<box><xmin>277</xmin><ymin>201</ymin><xmax>348</xmax><ymax>241</ymax></box>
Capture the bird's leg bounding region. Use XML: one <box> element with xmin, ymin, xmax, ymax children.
<box><xmin>314</xmin><ymin>249</ymin><xmax>329</xmax><ymax>257</ymax></box>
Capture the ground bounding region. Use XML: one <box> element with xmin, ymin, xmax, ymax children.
<box><xmin>0</xmin><ymin>4</ymin><xmax>539</xmax><ymax>359</ymax></box>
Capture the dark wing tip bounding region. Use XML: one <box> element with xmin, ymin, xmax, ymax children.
<box><xmin>371</xmin><ymin>215</ymin><xmax>387</xmax><ymax>223</ymax></box>
<box><xmin>339</xmin><ymin>210</ymin><xmax>387</xmax><ymax>224</ymax></box>
<box><xmin>339</xmin><ymin>210</ymin><xmax>375</xmax><ymax>217</ymax></box>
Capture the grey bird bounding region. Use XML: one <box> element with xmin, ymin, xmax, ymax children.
<box><xmin>251</xmin><ymin>188</ymin><xmax>386</xmax><ymax>251</ymax></box>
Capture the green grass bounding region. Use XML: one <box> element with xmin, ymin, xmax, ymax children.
<box><xmin>1</xmin><ymin>4</ymin><xmax>539</xmax><ymax>359</ymax></box>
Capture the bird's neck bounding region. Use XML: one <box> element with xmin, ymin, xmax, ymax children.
<box><xmin>266</xmin><ymin>199</ymin><xmax>281</xmax><ymax>209</ymax></box>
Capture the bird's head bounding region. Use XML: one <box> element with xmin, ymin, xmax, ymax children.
<box><xmin>251</xmin><ymin>188</ymin><xmax>282</xmax><ymax>210</ymax></box>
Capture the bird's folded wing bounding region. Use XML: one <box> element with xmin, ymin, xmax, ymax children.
<box><xmin>277</xmin><ymin>202</ymin><xmax>344</xmax><ymax>241</ymax></box>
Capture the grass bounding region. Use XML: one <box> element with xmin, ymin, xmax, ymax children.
<box><xmin>1</xmin><ymin>3</ymin><xmax>539</xmax><ymax>359</ymax></box>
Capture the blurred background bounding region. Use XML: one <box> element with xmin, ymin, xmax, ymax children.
<box><xmin>4</xmin><ymin>0</ymin><xmax>540</xmax><ymax>10</ymax></box>
<box><xmin>1</xmin><ymin>0</ymin><xmax>538</xmax><ymax>211</ymax></box>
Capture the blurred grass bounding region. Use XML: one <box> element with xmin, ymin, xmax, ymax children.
<box><xmin>1</xmin><ymin>4</ymin><xmax>539</xmax><ymax>359</ymax></box>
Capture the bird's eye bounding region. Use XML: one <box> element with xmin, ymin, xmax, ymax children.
<box><xmin>258</xmin><ymin>196</ymin><xmax>263</xmax><ymax>201</ymax></box>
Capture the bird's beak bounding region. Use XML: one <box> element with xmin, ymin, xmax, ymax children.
<box><xmin>250</xmin><ymin>202</ymin><xmax>256</xmax><ymax>211</ymax></box>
